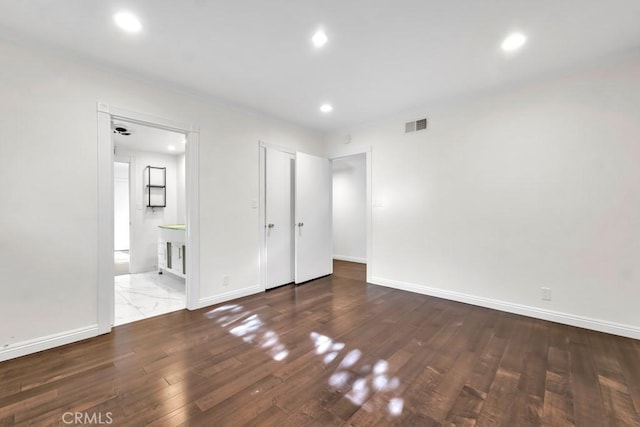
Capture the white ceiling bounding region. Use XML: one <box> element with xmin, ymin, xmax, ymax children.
<box><xmin>1</xmin><ymin>1</ymin><xmax>639</xmax><ymax>132</ymax></box>
<box><xmin>113</xmin><ymin>120</ymin><xmax>186</xmax><ymax>155</ymax></box>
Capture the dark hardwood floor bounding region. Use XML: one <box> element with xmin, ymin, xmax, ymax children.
<box><xmin>2</xmin><ymin>261</ymin><xmax>640</xmax><ymax>426</ymax></box>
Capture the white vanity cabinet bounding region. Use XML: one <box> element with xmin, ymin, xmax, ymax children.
<box><xmin>158</xmin><ymin>225</ymin><xmax>186</xmax><ymax>278</ymax></box>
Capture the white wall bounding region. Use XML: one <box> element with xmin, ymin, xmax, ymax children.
<box><xmin>177</xmin><ymin>153</ymin><xmax>186</xmax><ymax>224</ymax></box>
<box><xmin>326</xmin><ymin>51</ymin><xmax>640</xmax><ymax>338</ymax></box>
<box><xmin>113</xmin><ymin>161</ymin><xmax>129</xmax><ymax>251</ymax></box>
<box><xmin>332</xmin><ymin>154</ymin><xmax>367</xmax><ymax>263</ymax></box>
<box><xmin>0</xmin><ymin>40</ymin><xmax>323</xmax><ymax>360</ymax></box>
<box><xmin>116</xmin><ymin>148</ymin><xmax>181</xmax><ymax>273</ymax></box>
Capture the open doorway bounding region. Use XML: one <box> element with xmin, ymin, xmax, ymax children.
<box><xmin>332</xmin><ymin>153</ymin><xmax>368</xmax><ymax>274</ymax></box>
<box><xmin>112</xmin><ymin>120</ymin><xmax>187</xmax><ymax>325</ymax></box>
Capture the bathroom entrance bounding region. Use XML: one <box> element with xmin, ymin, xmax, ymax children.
<box><xmin>111</xmin><ymin>119</ymin><xmax>188</xmax><ymax>326</ymax></box>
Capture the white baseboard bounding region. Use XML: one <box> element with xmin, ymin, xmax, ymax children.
<box><xmin>195</xmin><ymin>285</ymin><xmax>263</xmax><ymax>310</ymax></box>
<box><xmin>0</xmin><ymin>325</ymin><xmax>99</xmax><ymax>363</ymax></box>
<box><xmin>370</xmin><ymin>276</ymin><xmax>640</xmax><ymax>340</ymax></box>
<box><xmin>333</xmin><ymin>254</ymin><xmax>367</xmax><ymax>264</ymax></box>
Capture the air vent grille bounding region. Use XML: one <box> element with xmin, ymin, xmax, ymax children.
<box><xmin>405</xmin><ymin>117</ymin><xmax>428</xmax><ymax>133</ymax></box>
<box><xmin>405</xmin><ymin>121</ymin><xmax>416</xmax><ymax>133</ymax></box>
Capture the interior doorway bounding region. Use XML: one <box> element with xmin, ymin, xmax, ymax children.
<box><xmin>111</xmin><ymin>119</ymin><xmax>187</xmax><ymax>325</ymax></box>
<box><xmin>331</xmin><ymin>153</ymin><xmax>367</xmax><ymax>265</ymax></box>
<box><xmin>97</xmin><ymin>104</ymin><xmax>200</xmax><ymax>335</ymax></box>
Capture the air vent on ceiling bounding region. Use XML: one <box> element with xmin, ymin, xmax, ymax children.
<box><xmin>405</xmin><ymin>121</ymin><xmax>415</xmax><ymax>133</ymax></box>
<box><xmin>405</xmin><ymin>117</ymin><xmax>428</xmax><ymax>133</ymax></box>
<box><xmin>112</xmin><ymin>124</ymin><xmax>131</xmax><ymax>136</ymax></box>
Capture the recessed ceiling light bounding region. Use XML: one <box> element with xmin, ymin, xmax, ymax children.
<box><xmin>113</xmin><ymin>11</ymin><xmax>142</xmax><ymax>33</ymax></box>
<box><xmin>168</xmin><ymin>145</ymin><xmax>176</xmax><ymax>151</ymax></box>
<box><xmin>501</xmin><ymin>32</ymin><xmax>527</xmax><ymax>52</ymax></box>
<box><xmin>312</xmin><ymin>30</ymin><xmax>328</xmax><ymax>48</ymax></box>
<box><xmin>320</xmin><ymin>103</ymin><xmax>333</xmax><ymax>113</ymax></box>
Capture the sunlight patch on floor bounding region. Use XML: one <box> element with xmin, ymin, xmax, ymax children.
<box><xmin>310</xmin><ymin>331</ymin><xmax>404</xmax><ymax>417</ymax></box>
<box><xmin>205</xmin><ymin>305</ymin><xmax>289</xmax><ymax>362</ymax></box>
<box><xmin>204</xmin><ymin>305</ymin><xmax>404</xmax><ymax>417</ymax></box>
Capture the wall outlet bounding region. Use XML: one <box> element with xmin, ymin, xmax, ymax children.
<box><xmin>223</xmin><ymin>275</ymin><xmax>230</xmax><ymax>287</ymax></box>
<box><xmin>541</xmin><ymin>287</ymin><xmax>552</xmax><ymax>301</ymax></box>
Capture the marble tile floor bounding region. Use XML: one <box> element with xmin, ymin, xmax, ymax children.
<box><xmin>114</xmin><ymin>270</ymin><xmax>186</xmax><ymax>326</ymax></box>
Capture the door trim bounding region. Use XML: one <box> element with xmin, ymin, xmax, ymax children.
<box><xmin>97</xmin><ymin>102</ymin><xmax>200</xmax><ymax>335</ymax></box>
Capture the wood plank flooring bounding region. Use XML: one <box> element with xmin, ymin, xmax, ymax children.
<box><xmin>1</xmin><ymin>260</ymin><xmax>640</xmax><ymax>426</ymax></box>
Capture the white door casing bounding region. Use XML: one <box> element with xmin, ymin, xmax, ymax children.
<box><xmin>97</xmin><ymin>103</ymin><xmax>200</xmax><ymax>334</ymax></box>
<box><xmin>295</xmin><ymin>152</ymin><xmax>333</xmax><ymax>283</ymax></box>
<box><xmin>265</xmin><ymin>148</ymin><xmax>294</xmax><ymax>289</ymax></box>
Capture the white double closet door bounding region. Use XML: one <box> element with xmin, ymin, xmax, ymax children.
<box><xmin>265</xmin><ymin>148</ymin><xmax>332</xmax><ymax>289</ymax></box>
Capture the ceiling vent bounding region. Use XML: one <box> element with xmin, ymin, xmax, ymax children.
<box><xmin>112</xmin><ymin>124</ymin><xmax>131</xmax><ymax>136</ymax></box>
<box><xmin>405</xmin><ymin>117</ymin><xmax>428</xmax><ymax>133</ymax></box>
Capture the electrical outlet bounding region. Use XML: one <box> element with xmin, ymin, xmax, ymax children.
<box><xmin>541</xmin><ymin>287</ymin><xmax>552</xmax><ymax>301</ymax></box>
<box><xmin>223</xmin><ymin>275</ymin><xmax>230</xmax><ymax>287</ymax></box>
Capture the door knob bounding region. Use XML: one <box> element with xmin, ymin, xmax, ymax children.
<box><xmin>267</xmin><ymin>223</ymin><xmax>275</xmax><ymax>228</ymax></box>
<box><xmin>297</xmin><ymin>222</ymin><xmax>304</xmax><ymax>227</ymax></box>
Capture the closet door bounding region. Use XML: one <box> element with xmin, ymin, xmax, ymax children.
<box><xmin>265</xmin><ymin>148</ymin><xmax>295</xmax><ymax>289</ymax></box>
<box><xmin>295</xmin><ymin>152</ymin><xmax>333</xmax><ymax>283</ymax></box>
